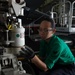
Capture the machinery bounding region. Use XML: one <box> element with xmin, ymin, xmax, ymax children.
<box><xmin>0</xmin><ymin>0</ymin><xmax>31</xmax><ymax>75</ymax></box>
<box><xmin>50</xmin><ymin>0</ymin><xmax>75</xmax><ymax>33</ymax></box>
<box><xmin>50</xmin><ymin>0</ymin><xmax>75</xmax><ymax>48</ymax></box>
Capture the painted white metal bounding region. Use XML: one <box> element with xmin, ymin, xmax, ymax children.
<box><xmin>12</xmin><ymin>0</ymin><xmax>26</xmax><ymax>16</ymax></box>
<box><xmin>12</xmin><ymin>25</ymin><xmax>25</xmax><ymax>47</ymax></box>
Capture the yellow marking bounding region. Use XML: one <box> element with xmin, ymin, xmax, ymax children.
<box><xmin>7</xmin><ymin>24</ymin><xmax>12</xmax><ymax>30</ymax></box>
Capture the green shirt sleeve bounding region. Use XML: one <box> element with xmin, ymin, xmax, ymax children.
<box><xmin>45</xmin><ymin>42</ymin><xmax>63</xmax><ymax>69</ymax></box>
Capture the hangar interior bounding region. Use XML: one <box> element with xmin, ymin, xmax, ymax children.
<box><xmin>24</xmin><ymin>0</ymin><xmax>75</xmax><ymax>54</ymax></box>
<box><xmin>0</xmin><ymin>0</ymin><xmax>75</xmax><ymax>75</ymax></box>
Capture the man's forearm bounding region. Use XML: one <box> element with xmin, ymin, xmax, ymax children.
<box><xmin>31</xmin><ymin>55</ymin><xmax>48</xmax><ymax>71</ymax></box>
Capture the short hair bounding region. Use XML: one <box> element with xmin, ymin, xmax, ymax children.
<box><xmin>40</xmin><ymin>17</ymin><xmax>55</xmax><ymax>29</ymax></box>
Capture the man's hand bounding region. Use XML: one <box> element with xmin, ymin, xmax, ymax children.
<box><xmin>20</xmin><ymin>45</ymin><xmax>35</xmax><ymax>59</ymax></box>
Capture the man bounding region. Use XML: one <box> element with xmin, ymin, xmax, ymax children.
<box><xmin>20</xmin><ymin>17</ymin><xmax>75</xmax><ymax>75</ymax></box>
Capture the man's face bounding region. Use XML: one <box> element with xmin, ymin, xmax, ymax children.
<box><xmin>38</xmin><ymin>20</ymin><xmax>55</xmax><ymax>40</ymax></box>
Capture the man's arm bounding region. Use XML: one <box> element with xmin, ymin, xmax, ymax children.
<box><xmin>31</xmin><ymin>55</ymin><xmax>48</xmax><ymax>71</ymax></box>
<box><xmin>20</xmin><ymin>46</ymin><xmax>48</xmax><ymax>71</ymax></box>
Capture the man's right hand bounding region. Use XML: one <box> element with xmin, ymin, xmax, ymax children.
<box><xmin>20</xmin><ymin>45</ymin><xmax>35</xmax><ymax>59</ymax></box>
